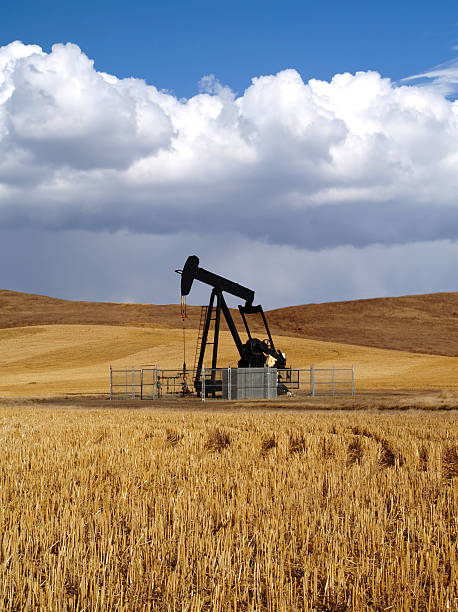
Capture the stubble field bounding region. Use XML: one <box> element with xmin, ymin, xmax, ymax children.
<box><xmin>0</xmin><ymin>406</ymin><xmax>456</xmax><ymax>611</ymax></box>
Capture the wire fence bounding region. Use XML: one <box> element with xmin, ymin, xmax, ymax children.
<box><xmin>110</xmin><ymin>365</ymin><xmax>355</xmax><ymax>400</ymax></box>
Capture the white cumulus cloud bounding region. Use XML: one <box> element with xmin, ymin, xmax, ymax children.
<box><xmin>1</xmin><ymin>42</ymin><xmax>172</xmax><ymax>173</ymax></box>
<box><xmin>0</xmin><ymin>41</ymin><xmax>457</xmax><ymax>305</ymax></box>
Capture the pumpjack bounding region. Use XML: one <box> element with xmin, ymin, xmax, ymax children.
<box><xmin>176</xmin><ymin>255</ymin><xmax>287</xmax><ymax>396</ymax></box>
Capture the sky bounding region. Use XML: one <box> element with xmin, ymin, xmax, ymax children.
<box><xmin>1</xmin><ymin>0</ymin><xmax>458</xmax><ymax>309</ymax></box>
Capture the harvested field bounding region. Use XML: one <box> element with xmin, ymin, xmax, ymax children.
<box><xmin>1</xmin><ymin>324</ymin><xmax>458</xmax><ymax>397</ymax></box>
<box><xmin>0</xmin><ymin>406</ymin><xmax>456</xmax><ymax>610</ymax></box>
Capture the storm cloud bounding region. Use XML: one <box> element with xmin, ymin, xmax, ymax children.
<box><xmin>0</xmin><ymin>41</ymin><xmax>457</xmax><ymax>305</ymax></box>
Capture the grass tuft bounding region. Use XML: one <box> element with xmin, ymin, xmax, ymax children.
<box><xmin>261</xmin><ymin>434</ymin><xmax>277</xmax><ymax>456</ymax></box>
<box><xmin>347</xmin><ymin>436</ymin><xmax>364</xmax><ymax>465</ymax></box>
<box><xmin>442</xmin><ymin>444</ymin><xmax>458</xmax><ymax>480</ymax></box>
<box><xmin>165</xmin><ymin>428</ymin><xmax>183</xmax><ymax>446</ymax></box>
<box><xmin>288</xmin><ymin>432</ymin><xmax>307</xmax><ymax>454</ymax></box>
<box><xmin>204</xmin><ymin>427</ymin><xmax>231</xmax><ymax>452</ymax></box>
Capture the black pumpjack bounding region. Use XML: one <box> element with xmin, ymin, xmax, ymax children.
<box><xmin>176</xmin><ymin>255</ymin><xmax>288</xmax><ymax>397</ymax></box>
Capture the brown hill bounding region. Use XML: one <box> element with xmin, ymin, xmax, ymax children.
<box><xmin>267</xmin><ymin>293</ymin><xmax>458</xmax><ymax>356</ymax></box>
<box><xmin>0</xmin><ymin>289</ymin><xmax>203</xmax><ymax>329</ymax></box>
<box><xmin>0</xmin><ymin>289</ymin><xmax>457</xmax><ymax>356</ymax></box>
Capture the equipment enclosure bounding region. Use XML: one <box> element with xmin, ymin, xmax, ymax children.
<box><xmin>110</xmin><ymin>366</ymin><xmax>355</xmax><ymax>400</ymax></box>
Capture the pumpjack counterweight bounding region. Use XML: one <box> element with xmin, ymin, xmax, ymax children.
<box><xmin>176</xmin><ymin>255</ymin><xmax>287</xmax><ymax>397</ymax></box>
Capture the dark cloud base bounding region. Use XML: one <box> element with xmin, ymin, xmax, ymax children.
<box><xmin>0</xmin><ymin>228</ymin><xmax>457</xmax><ymax>309</ymax></box>
<box><xmin>2</xmin><ymin>200</ymin><xmax>457</xmax><ymax>251</ymax></box>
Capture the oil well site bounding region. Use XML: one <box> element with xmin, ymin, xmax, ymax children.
<box><xmin>111</xmin><ymin>255</ymin><xmax>354</xmax><ymax>402</ymax></box>
<box><xmin>1</xmin><ymin>256</ymin><xmax>458</xmax><ymax>406</ymax></box>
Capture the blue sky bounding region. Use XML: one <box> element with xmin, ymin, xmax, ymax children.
<box><xmin>0</xmin><ymin>1</ymin><xmax>458</xmax><ymax>307</ymax></box>
<box><xmin>3</xmin><ymin>0</ymin><xmax>458</xmax><ymax>97</ymax></box>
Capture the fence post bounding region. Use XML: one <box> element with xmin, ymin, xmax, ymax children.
<box><xmin>110</xmin><ymin>366</ymin><xmax>113</xmax><ymax>400</ymax></box>
<box><xmin>228</xmin><ymin>366</ymin><xmax>231</xmax><ymax>401</ymax></box>
<box><xmin>131</xmin><ymin>365</ymin><xmax>135</xmax><ymax>400</ymax></box>
<box><xmin>351</xmin><ymin>365</ymin><xmax>355</xmax><ymax>396</ymax></box>
<box><xmin>202</xmin><ymin>366</ymin><xmax>205</xmax><ymax>402</ymax></box>
<box><xmin>311</xmin><ymin>364</ymin><xmax>315</xmax><ymax>397</ymax></box>
<box><xmin>140</xmin><ymin>369</ymin><xmax>143</xmax><ymax>400</ymax></box>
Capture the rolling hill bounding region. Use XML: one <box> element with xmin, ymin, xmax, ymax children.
<box><xmin>267</xmin><ymin>292</ymin><xmax>458</xmax><ymax>356</ymax></box>
<box><xmin>0</xmin><ymin>289</ymin><xmax>457</xmax><ymax>397</ymax></box>
<box><xmin>1</xmin><ymin>289</ymin><xmax>457</xmax><ymax>355</ymax></box>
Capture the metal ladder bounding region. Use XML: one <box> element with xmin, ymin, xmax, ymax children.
<box><xmin>193</xmin><ymin>305</ymin><xmax>216</xmax><ymax>372</ymax></box>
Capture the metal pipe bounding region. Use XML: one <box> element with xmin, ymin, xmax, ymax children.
<box><xmin>202</xmin><ymin>366</ymin><xmax>206</xmax><ymax>402</ymax></box>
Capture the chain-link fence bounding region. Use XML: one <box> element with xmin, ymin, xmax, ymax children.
<box><xmin>110</xmin><ymin>365</ymin><xmax>355</xmax><ymax>400</ymax></box>
<box><xmin>110</xmin><ymin>366</ymin><xmax>144</xmax><ymax>400</ymax></box>
<box><xmin>310</xmin><ymin>365</ymin><xmax>355</xmax><ymax>397</ymax></box>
